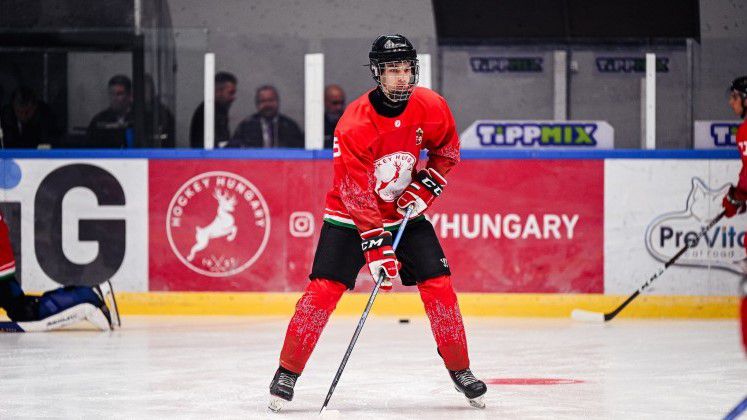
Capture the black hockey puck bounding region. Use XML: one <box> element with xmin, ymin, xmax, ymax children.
<box><xmin>399</xmin><ymin>318</ymin><xmax>410</xmax><ymax>324</ymax></box>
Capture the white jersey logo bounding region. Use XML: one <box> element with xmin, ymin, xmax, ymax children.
<box><xmin>374</xmin><ymin>152</ymin><xmax>416</xmax><ymax>202</ymax></box>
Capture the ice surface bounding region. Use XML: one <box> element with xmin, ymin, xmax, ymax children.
<box><xmin>1</xmin><ymin>316</ymin><xmax>745</xmax><ymax>419</ymax></box>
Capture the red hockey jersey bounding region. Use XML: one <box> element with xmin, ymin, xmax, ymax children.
<box><xmin>736</xmin><ymin>120</ymin><xmax>747</xmax><ymax>191</ymax></box>
<box><xmin>0</xmin><ymin>212</ymin><xmax>16</xmax><ymax>279</ymax></box>
<box><xmin>324</xmin><ymin>87</ymin><xmax>460</xmax><ymax>233</ymax></box>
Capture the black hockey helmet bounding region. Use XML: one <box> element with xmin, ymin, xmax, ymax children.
<box><xmin>369</xmin><ymin>34</ymin><xmax>419</xmax><ymax>102</ymax></box>
<box><xmin>369</xmin><ymin>34</ymin><xmax>417</xmax><ymax>64</ymax></box>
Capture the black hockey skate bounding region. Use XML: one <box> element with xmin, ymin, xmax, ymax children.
<box><xmin>449</xmin><ymin>368</ymin><xmax>487</xmax><ymax>409</ymax></box>
<box><xmin>268</xmin><ymin>366</ymin><xmax>300</xmax><ymax>413</ymax></box>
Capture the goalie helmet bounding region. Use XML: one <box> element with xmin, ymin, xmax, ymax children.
<box><xmin>369</xmin><ymin>34</ymin><xmax>419</xmax><ymax>102</ymax></box>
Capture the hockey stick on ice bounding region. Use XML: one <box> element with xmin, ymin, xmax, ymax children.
<box><xmin>724</xmin><ymin>395</ymin><xmax>747</xmax><ymax>420</ymax></box>
<box><xmin>571</xmin><ymin>210</ymin><xmax>726</xmax><ymax>323</ymax></box>
<box><xmin>320</xmin><ymin>205</ymin><xmax>415</xmax><ymax>414</ymax></box>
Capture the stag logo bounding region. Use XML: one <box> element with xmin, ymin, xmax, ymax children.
<box><xmin>374</xmin><ymin>152</ymin><xmax>416</xmax><ymax>202</ymax></box>
<box><xmin>645</xmin><ymin>177</ymin><xmax>746</xmax><ymax>274</ymax></box>
<box><xmin>186</xmin><ymin>189</ymin><xmax>238</xmax><ymax>261</ymax></box>
<box><xmin>166</xmin><ymin>171</ymin><xmax>270</xmax><ymax>277</ymax></box>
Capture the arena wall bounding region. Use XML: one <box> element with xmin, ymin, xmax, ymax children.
<box><xmin>0</xmin><ymin>149</ymin><xmax>741</xmax><ymax>318</ymax></box>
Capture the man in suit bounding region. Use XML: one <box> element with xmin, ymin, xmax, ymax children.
<box><xmin>226</xmin><ymin>85</ymin><xmax>304</xmax><ymax>148</ymax></box>
<box><xmin>190</xmin><ymin>71</ymin><xmax>237</xmax><ymax>148</ymax></box>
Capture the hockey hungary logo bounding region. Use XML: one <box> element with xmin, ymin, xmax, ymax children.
<box><xmin>645</xmin><ymin>178</ymin><xmax>746</xmax><ymax>274</ymax></box>
<box><xmin>374</xmin><ymin>152</ymin><xmax>416</xmax><ymax>202</ymax></box>
<box><xmin>166</xmin><ymin>171</ymin><xmax>271</xmax><ymax>277</ymax></box>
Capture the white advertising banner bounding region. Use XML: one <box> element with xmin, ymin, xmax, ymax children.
<box><xmin>604</xmin><ymin>159</ymin><xmax>743</xmax><ymax>295</ymax></box>
<box><xmin>693</xmin><ymin>120</ymin><xmax>741</xmax><ymax>149</ymax></box>
<box><xmin>0</xmin><ymin>159</ymin><xmax>148</xmax><ymax>292</ymax></box>
<box><xmin>460</xmin><ymin>120</ymin><xmax>614</xmax><ymax>149</ymax></box>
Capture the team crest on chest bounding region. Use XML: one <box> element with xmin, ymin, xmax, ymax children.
<box><xmin>415</xmin><ymin>128</ymin><xmax>423</xmax><ymax>145</ymax></box>
<box><xmin>373</xmin><ymin>152</ymin><xmax>416</xmax><ymax>202</ymax></box>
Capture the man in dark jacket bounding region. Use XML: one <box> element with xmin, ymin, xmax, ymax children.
<box><xmin>0</xmin><ymin>87</ymin><xmax>62</xmax><ymax>148</ymax></box>
<box><xmin>190</xmin><ymin>71</ymin><xmax>237</xmax><ymax>148</ymax></box>
<box><xmin>86</xmin><ymin>75</ymin><xmax>133</xmax><ymax>148</ymax></box>
<box><xmin>226</xmin><ymin>85</ymin><xmax>304</xmax><ymax>148</ymax></box>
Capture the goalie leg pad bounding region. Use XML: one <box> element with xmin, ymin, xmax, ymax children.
<box><xmin>279</xmin><ymin>278</ymin><xmax>346</xmax><ymax>374</ymax></box>
<box><xmin>15</xmin><ymin>304</ymin><xmax>96</xmax><ymax>332</ymax></box>
<box><xmin>418</xmin><ymin>275</ymin><xmax>470</xmax><ymax>371</ymax></box>
<box><xmin>38</xmin><ymin>286</ymin><xmax>103</xmax><ymax>319</ymax></box>
<box><xmin>38</xmin><ymin>286</ymin><xmax>113</xmax><ymax>331</ymax></box>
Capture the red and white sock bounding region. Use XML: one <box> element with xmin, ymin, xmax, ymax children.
<box><xmin>417</xmin><ymin>275</ymin><xmax>470</xmax><ymax>371</ymax></box>
<box><xmin>279</xmin><ymin>279</ymin><xmax>346</xmax><ymax>374</ymax></box>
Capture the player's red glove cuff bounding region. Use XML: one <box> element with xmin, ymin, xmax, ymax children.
<box><xmin>360</xmin><ymin>229</ymin><xmax>400</xmax><ymax>286</ymax></box>
<box><xmin>396</xmin><ymin>168</ymin><xmax>447</xmax><ymax>217</ymax></box>
<box><xmin>723</xmin><ymin>186</ymin><xmax>747</xmax><ymax>218</ymax></box>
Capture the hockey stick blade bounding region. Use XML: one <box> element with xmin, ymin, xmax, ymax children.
<box><xmin>570</xmin><ymin>309</ymin><xmax>605</xmax><ymax>323</ymax></box>
<box><xmin>571</xmin><ymin>210</ymin><xmax>726</xmax><ymax>323</ymax></box>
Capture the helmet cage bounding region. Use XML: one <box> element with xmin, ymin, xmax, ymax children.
<box><xmin>370</xmin><ymin>58</ymin><xmax>419</xmax><ymax>102</ymax></box>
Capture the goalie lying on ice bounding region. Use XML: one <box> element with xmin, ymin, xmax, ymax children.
<box><xmin>0</xmin><ymin>212</ymin><xmax>120</xmax><ymax>332</ymax></box>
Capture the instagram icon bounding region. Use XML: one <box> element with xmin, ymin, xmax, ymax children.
<box><xmin>289</xmin><ymin>212</ymin><xmax>315</xmax><ymax>238</ymax></box>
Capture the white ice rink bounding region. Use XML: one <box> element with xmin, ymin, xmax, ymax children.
<box><xmin>1</xmin><ymin>315</ymin><xmax>746</xmax><ymax>419</ymax></box>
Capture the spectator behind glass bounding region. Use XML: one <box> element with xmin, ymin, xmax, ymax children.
<box><xmin>85</xmin><ymin>75</ymin><xmax>133</xmax><ymax>148</ymax></box>
<box><xmin>0</xmin><ymin>86</ymin><xmax>61</xmax><ymax>148</ymax></box>
<box><xmin>144</xmin><ymin>74</ymin><xmax>175</xmax><ymax>148</ymax></box>
<box><xmin>324</xmin><ymin>84</ymin><xmax>346</xmax><ymax>149</ymax></box>
<box><xmin>227</xmin><ymin>85</ymin><xmax>304</xmax><ymax>148</ymax></box>
<box><xmin>190</xmin><ymin>71</ymin><xmax>237</xmax><ymax>148</ymax></box>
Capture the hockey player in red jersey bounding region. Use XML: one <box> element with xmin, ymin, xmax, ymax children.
<box><xmin>721</xmin><ymin>76</ymin><xmax>747</xmax><ymax>354</ymax></box>
<box><xmin>0</xmin><ymin>211</ymin><xmax>119</xmax><ymax>332</ymax></box>
<box><xmin>268</xmin><ymin>34</ymin><xmax>487</xmax><ymax>412</ymax></box>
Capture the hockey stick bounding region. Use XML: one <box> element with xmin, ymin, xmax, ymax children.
<box><xmin>724</xmin><ymin>395</ymin><xmax>747</xmax><ymax>420</ymax></box>
<box><xmin>320</xmin><ymin>205</ymin><xmax>415</xmax><ymax>414</ymax></box>
<box><xmin>572</xmin><ymin>210</ymin><xmax>726</xmax><ymax>323</ymax></box>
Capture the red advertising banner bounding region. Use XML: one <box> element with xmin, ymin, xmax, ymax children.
<box><xmin>149</xmin><ymin>160</ymin><xmax>330</xmax><ymax>291</ymax></box>
<box><xmin>149</xmin><ymin>159</ymin><xmax>603</xmax><ymax>293</ymax></box>
<box><xmin>434</xmin><ymin>160</ymin><xmax>603</xmax><ymax>293</ymax></box>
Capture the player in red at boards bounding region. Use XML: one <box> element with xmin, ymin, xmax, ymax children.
<box><xmin>721</xmin><ymin>76</ymin><xmax>747</xmax><ymax>354</ymax></box>
<box><xmin>268</xmin><ymin>34</ymin><xmax>487</xmax><ymax>412</ymax></box>
<box><xmin>0</xmin><ymin>211</ymin><xmax>119</xmax><ymax>332</ymax></box>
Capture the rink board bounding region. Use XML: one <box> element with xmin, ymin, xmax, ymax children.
<box><xmin>0</xmin><ymin>149</ymin><xmax>742</xmax><ymax>317</ymax></box>
<box><xmin>113</xmin><ymin>292</ymin><xmax>738</xmax><ymax>318</ymax></box>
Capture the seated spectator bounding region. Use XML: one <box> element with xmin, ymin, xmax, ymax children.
<box><xmin>144</xmin><ymin>74</ymin><xmax>175</xmax><ymax>148</ymax></box>
<box><xmin>0</xmin><ymin>86</ymin><xmax>61</xmax><ymax>148</ymax></box>
<box><xmin>324</xmin><ymin>84</ymin><xmax>346</xmax><ymax>148</ymax></box>
<box><xmin>190</xmin><ymin>72</ymin><xmax>237</xmax><ymax>148</ymax></box>
<box><xmin>86</xmin><ymin>75</ymin><xmax>133</xmax><ymax>148</ymax></box>
<box><xmin>226</xmin><ymin>85</ymin><xmax>304</xmax><ymax>148</ymax></box>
